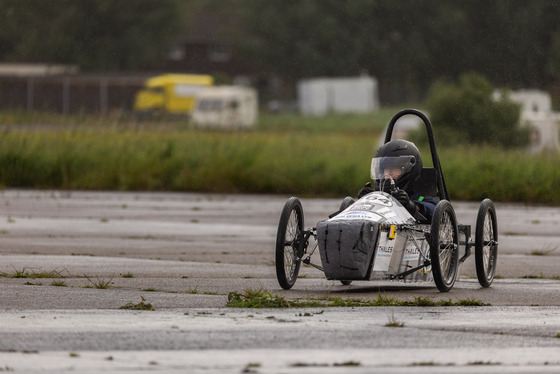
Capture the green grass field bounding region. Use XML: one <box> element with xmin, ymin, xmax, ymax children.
<box><xmin>0</xmin><ymin>108</ymin><xmax>558</xmax><ymax>205</ymax></box>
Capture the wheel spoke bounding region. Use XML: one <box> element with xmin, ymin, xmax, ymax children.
<box><xmin>276</xmin><ymin>197</ymin><xmax>304</xmax><ymax>289</ymax></box>
<box><xmin>284</xmin><ymin>248</ymin><xmax>295</xmax><ymax>277</ymax></box>
<box><xmin>475</xmin><ymin>199</ymin><xmax>498</xmax><ymax>288</ymax></box>
<box><xmin>438</xmin><ymin>212</ymin><xmax>456</xmax><ymax>282</ymax></box>
<box><xmin>440</xmin><ymin>244</ymin><xmax>453</xmax><ymax>279</ymax></box>
<box><xmin>283</xmin><ymin>210</ymin><xmax>300</xmax><ymax>281</ymax></box>
<box><xmin>482</xmin><ymin>211</ymin><xmax>495</xmax><ymax>278</ymax></box>
<box><xmin>430</xmin><ymin>200</ymin><xmax>459</xmax><ymax>292</ymax></box>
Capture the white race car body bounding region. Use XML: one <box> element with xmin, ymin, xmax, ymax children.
<box><xmin>317</xmin><ymin>191</ymin><xmax>433</xmax><ymax>282</ymax></box>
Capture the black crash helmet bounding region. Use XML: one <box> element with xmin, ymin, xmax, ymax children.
<box><xmin>371</xmin><ymin>139</ymin><xmax>423</xmax><ymax>192</ymax></box>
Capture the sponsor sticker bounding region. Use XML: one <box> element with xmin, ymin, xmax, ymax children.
<box><xmin>372</xmin><ymin>231</ymin><xmax>393</xmax><ymax>271</ymax></box>
<box><xmin>331</xmin><ymin>211</ymin><xmax>382</xmax><ymax>222</ymax></box>
<box><xmin>350</xmin><ymin>203</ymin><xmax>374</xmax><ymax>212</ymax></box>
<box><xmin>403</xmin><ymin>241</ymin><xmax>420</xmax><ymax>262</ymax></box>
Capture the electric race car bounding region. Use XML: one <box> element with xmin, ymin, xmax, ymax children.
<box><xmin>275</xmin><ymin>109</ymin><xmax>498</xmax><ymax>292</ymax></box>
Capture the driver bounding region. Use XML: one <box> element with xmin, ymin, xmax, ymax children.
<box><xmin>358</xmin><ymin>139</ymin><xmax>438</xmax><ymax>221</ymax></box>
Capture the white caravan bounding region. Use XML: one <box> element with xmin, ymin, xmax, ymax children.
<box><xmin>191</xmin><ymin>86</ymin><xmax>258</xmax><ymax>129</ymax></box>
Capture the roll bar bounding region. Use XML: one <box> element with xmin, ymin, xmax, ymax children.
<box><xmin>383</xmin><ymin>108</ymin><xmax>449</xmax><ymax>201</ymax></box>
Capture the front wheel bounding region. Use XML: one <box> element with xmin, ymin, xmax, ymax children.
<box><xmin>339</xmin><ymin>196</ymin><xmax>356</xmax><ymax>211</ymax></box>
<box><xmin>430</xmin><ymin>200</ymin><xmax>459</xmax><ymax>292</ymax></box>
<box><xmin>475</xmin><ymin>199</ymin><xmax>498</xmax><ymax>288</ymax></box>
<box><xmin>275</xmin><ymin>197</ymin><xmax>304</xmax><ymax>290</ymax></box>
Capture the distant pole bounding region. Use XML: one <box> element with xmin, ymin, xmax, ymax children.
<box><xmin>26</xmin><ymin>78</ymin><xmax>34</xmax><ymax>111</ymax></box>
<box><xmin>62</xmin><ymin>77</ymin><xmax>70</xmax><ymax>114</ymax></box>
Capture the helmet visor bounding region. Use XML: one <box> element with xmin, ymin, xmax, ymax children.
<box><xmin>370</xmin><ymin>155</ymin><xmax>417</xmax><ymax>181</ymax></box>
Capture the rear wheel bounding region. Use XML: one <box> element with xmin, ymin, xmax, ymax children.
<box><xmin>430</xmin><ymin>200</ymin><xmax>459</xmax><ymax>292</ymax></box>
<box><xmin>275</xmin><ymin>197</ymin><xmax>304</xmax><ymax>290</ymax></box>
<box><xmin>475</xmin><ymin>199</ymin><xmax>498</xmax><ymax>288</ymax></box>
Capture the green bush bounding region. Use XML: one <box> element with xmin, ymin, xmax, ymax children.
<box><xmin>424</xmin><ymin>72</ymin><xmax>528</xmax><ymax>148</ymax></box>
<box><xmin>441</xmin><ymin>146</ymin><xmax>560</xmax><ymax>205</ymax></box>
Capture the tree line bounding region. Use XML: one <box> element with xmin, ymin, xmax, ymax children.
<box><xmin>1</xmin><ymin>0</ymin><xmax>559</xmax><ymax>103</ymax></box>
<box><xmin>235</xmin><ymin>0</ymin><xmax>560</xmax><ymax>103</ymax></box>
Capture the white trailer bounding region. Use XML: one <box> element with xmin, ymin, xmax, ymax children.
<box><xmin>191</xmin><ymin>86</ymin><xmax>258</xmax><ymax>129</ymax></box>
<box><xmin>297</xmin><ymin>76</ymin><xmax>379</xmax><ymax>116</ymax></box>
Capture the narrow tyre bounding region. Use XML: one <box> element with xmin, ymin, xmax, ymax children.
<box><xmin>275</xmin><ymin>197</ymin><xmax>304</xmax><ymax>290</ymax></box>
<box><xmin>475</xmin><ymin>199</ymin><xmax>498</xmax><ymax>288</ymax></box>
<box><xmin>429</xmin><ymin>200</ymin><xmax>459</xmax><ymax>292</ymax></box>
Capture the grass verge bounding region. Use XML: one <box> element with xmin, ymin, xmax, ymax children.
<box><xmin>1</xmin><ymin>109</ymin><xmax>560</xmax><ymax>203</ymax></box>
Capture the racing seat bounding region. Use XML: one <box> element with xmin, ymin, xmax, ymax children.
<box><xmin>412</xmin><ymin>168</ymin><xmax>439</xmax><ymax>223</ymax></box>
<box><xmin>414</xmin><ymin>167</ymin><xmax>439</xmax><ymax>198</ymax></box>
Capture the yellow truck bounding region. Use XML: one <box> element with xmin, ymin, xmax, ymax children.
<box><xmin>133</xmin><ymin>74</ymin><xmax>214</xmax><ymax>118</ymax></box>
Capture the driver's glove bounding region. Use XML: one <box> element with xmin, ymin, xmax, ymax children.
<box><xmin>392</xmin><ymin>189</ymin><xmax>417</xmax><ymax>215</ymax></box>
<box><xmin>358</xmin><ymin>182</ymin><xmax>372</xmax><ymax>198</ymax></box>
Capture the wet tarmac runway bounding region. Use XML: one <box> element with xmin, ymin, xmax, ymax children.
<box><xmin>0</xmin><ymin>190</ymin><xmax>559</xmax><ymax>373</ymax></box>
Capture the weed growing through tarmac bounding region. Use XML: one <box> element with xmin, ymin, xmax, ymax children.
<box><xmin>455</xmin><ymin>298</ymin><xmax>489</xmax><ymax>306</ymax></box>
<box><xmin>122</xmin><ymin>272</ymin><xmax>134</xmax><ymax>278</ymax></box>
<box><xmin>468</xmin><ymin>361</ymin><xmax>501</xmax><ymax>366</ymax></box>
<box><xmin>0</xmin><ymin>266</ymin><xmax>67</xmax><ymax>279</ymax></box>
<box><xmin>529</xmin><ymin>244</ymin><xmax>558</xmax><ymax>256</ymax></box>
<box><xmin>333</xmin><ymin>361</ymin><xmax>361</xmax><ymax>367</ymax></box>
<box><xmin>228</xmin><ymin>289</ymin><xmax>291</xmax><ymax>308</ymax></box>
<box><xmin>227</xmin><ymin>289</ymin><xmax>490</xmax><ymax>308</ymax></box>
<box><xmin>290</xmin><ymin>361</ymin><xmax>361</xmax><ymax>368</ymax></box>
<box><xmin>324</xmin><ymin>295</ymin><xmax>488</xmax><ymax>307</ymax></box>
<box><xmin>84</xmin><ymin>274</ymin><xmax>114</xmax><ymax>289</ymax></box>
<box><xmin>522</xmin><ymin>273</ymin><xmax>545</xmax><ymax>279</ymax></box>
<box><xmin>119</xmin><ymin>296</ymin><xmax>155</xmax><ymax>311</ymax></box>
<box><xmin>184</xmin><ymin>286</ymin><xmax>198</xmax><ymax>294</ymax></box>
<box><xmin>385</xmin><ymin>313</ymin><xmax>405</xmax><ymax>327</ymax></box>
<box><xmin>51</xmin><ymin>280</ymin><xmax>67</xmax><ymax>287</ymax></box>
<box><xmin>242</xmin><ymin>362</ymin><xmax>261</xmax><ymax>373</ymax></box>
<box><xmin>411</xmin><ymin>362</ymin><xmax>436</xmax><ymax>366</ymax></box>
<box><xmin>24</xmin><ymin>281</ymin><xmax>42</xmax><ymax>286</ymax></box>
<box><xmin>410</xmin><ymin>361</ymin><xmax>457</xmax><ymax>367</ymax></box>
<box><xmin>290</xmin><ymin>362</ymin><xmax>329</xmax><ymax>367</ymax></box>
